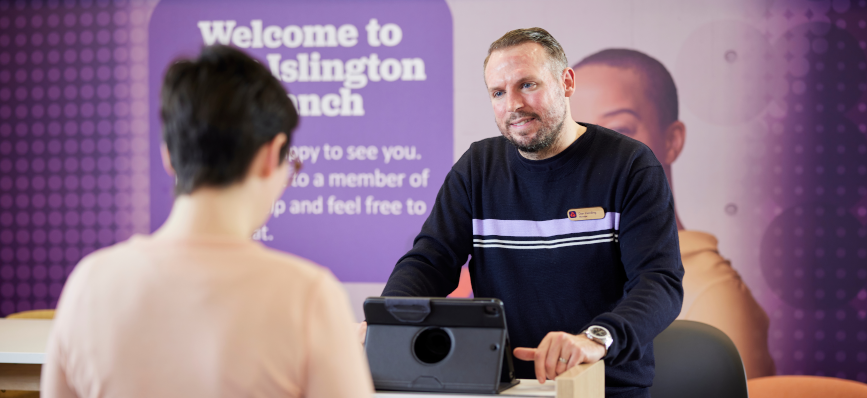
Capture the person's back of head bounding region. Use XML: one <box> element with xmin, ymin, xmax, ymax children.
<box><xmin>160</xmin><ymin>45</ymin><xmax>299</xmax><ymax>196</ymax></box>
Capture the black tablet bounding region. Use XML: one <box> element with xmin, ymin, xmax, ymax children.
<box><xmin>363</xmin><ymin>297</ymin><xmax>519</xmax><ymax>394</ymax></box>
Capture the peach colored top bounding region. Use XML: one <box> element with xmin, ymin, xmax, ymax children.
<box><xmin>41</xmin><ymin>235</ymin><xmax>373</xmax><ymax>398</ymax></box>
<box><xmin>677</xmin><ymin>230</ymin><xmax>775</xmax><ymax>379</ymax></box>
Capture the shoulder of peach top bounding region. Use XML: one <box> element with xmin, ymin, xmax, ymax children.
<box><xmin>123</xmin><ymin>233</ymin><xmax>330</xmax><ymax>283</ymax></box>
<box><xmin>677</xmin><ymin>229</ymin><xmax>719</xmax><ymax>255</ymax></box>
<box><xmin>256</xmin><ymin>244</ymin><xmax>335</xmax><ymax>278</ymax></box>
<box><xmin>130</xmin><ymin>233</ymin><xmax>263</xmax><ymax>248</ymax></box>
<box><xmin>67</xmin><ymin>235</ymin><xmax>142</xmax><ymax>271</ymax></box>
<box><xmin>679</xmin><ymin>230</ymin><xmax>742</xmax><ymax>291</ymax></box>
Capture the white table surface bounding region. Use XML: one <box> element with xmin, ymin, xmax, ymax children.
<box><xmin>374</xmin><ymin>380</ymin><xmax>556</xmax><ymax>397</ymax></box>
<box><xmin>0</xmin><ymin>319</ymin><xmax>53</xmax><ymax>364</ymax></box>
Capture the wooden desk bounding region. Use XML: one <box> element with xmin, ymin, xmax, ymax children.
<box><xmin>0</xmin><ymin>319</ymin><xmax>53</xmax><ymax>391</ymax></box>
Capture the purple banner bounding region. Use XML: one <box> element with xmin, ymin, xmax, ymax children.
<box><xmin>148</xmin><ymin>0</ymin><xmax>453</xmax><ymax>282</ymax></box>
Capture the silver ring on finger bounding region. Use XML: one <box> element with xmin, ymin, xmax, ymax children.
<box><xmin>559</xmin><ymin>357</ymin><xmax>568</xmax><ymax>364</ymax></box>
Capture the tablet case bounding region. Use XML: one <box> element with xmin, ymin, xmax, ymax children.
<box><xmin>363</xmin><ymin>297</ymin><xmax>519</xmax><ymax>394</ymax></box>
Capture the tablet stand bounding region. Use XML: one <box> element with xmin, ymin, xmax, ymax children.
<box><xmin>364</xmin><ymin>297</ymin><xmax>519</xmax><ymax>394</ymax></box>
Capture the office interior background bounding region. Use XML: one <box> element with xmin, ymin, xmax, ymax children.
<box><xmin>1</xmin><ymin>0</ymin><xmax>866</xmax><ymax>383</ymax></box>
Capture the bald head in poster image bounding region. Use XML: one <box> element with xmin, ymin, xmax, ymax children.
<box><xmin>569</xmin><ymin>48</ymin><xmax>776</xmax><ymax>379</ymax></box>
<box><xmin>381</xmin><ymin>28</ymin><xmax>684</xmax><ymax>398</ymax></box>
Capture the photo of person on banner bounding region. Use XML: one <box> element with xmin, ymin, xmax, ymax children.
<box><xmin>568</xmin><ymin>48</ymin><xmax>776</xmax><ymax>379</ymax></box>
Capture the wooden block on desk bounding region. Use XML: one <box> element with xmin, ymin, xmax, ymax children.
<box><xmin>555</xmin><ymin>361</ymin><xmax>604</xmax><ymax>398</ymax></box>
<box><xmin>0</xmin><ymin>363</ymin><xmax>42</xmax><ymax>391</ymax></box>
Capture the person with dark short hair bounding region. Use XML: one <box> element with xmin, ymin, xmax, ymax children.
<box><xmin>378</xmin><ymin>28</ymin><xmax>684</xmax><ymax>397</ymax></box>
<box><xmin>570</xmin><ymin>48</ymin><xmax>775</xmax><ymax>379</ymax></box>
<box><xmin>41</xmin><ymin>45</ymin><xmax>373</xmax><ymax>398</ymax></box>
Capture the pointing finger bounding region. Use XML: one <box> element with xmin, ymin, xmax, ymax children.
<box><xmin>513</xmin><ymin>347</ymin><xmax>536</xmax><ymax>361</ymax></box>
<box><xmin>534</xmin><ymin>334</ymin><xmax>552</xmax><ymax>384</ymax></box>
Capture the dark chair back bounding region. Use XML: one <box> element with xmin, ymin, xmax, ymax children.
<box><xmin>650</xmin><ymin>320</ymin><xmax>749</xmax><ymax>398</ymax></box>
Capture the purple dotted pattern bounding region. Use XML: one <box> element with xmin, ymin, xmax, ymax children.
<box><xmin>760</xmin><ymin>0</ymin><xmax>867</xmax><ymax>382</ymax></box>
<box><xmin>2</xmin><ymin>0</ymin><xmax>867</xmax><ymax>382</ymax></box>
<box><xmin>0</xmin><ymin>0</ymin><xmax>150</xmax><ymax>316</ymax></box>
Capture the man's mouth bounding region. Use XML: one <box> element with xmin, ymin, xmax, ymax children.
<box><xmin>510</xmin><ymin>117</ymin><xmax>536</xmax><ymax>127</ymax></box>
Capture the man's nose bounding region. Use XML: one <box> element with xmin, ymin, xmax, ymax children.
<box><xmin>505</xmin><ymin>91</ymin><xmax>524</xmax><ymax>112</ymax></box>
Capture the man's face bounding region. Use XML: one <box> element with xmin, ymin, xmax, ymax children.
<box><xmin>570</xmin><ymin>64</ymin><xmax>667</xmax><ymax>162</ymax></box>
<box><xmin>485</xmin><ymin>43</ymin><xmax>568</xmax><ymax>153</ymax></box>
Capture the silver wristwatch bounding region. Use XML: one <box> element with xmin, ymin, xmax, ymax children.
<box><xmin>583</xmin><ymin>325</ymin><xmax>613</xmax><ymax>352</ymax></box>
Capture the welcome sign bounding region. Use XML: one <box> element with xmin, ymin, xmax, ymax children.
<box><xmin>148</xmin><ymin>0</ymin><xmax>453</xmax><ymax>282</ymax></box>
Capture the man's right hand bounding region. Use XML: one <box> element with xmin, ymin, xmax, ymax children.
<box><xmin>513</xmin><ymin>331</ymin><xmax>606</xmax><ymax>383</ymax></box>
<box><xmin>357</xmin><ymin>321</ymin><xmax>368</xmax><ymax>346</ymax></box>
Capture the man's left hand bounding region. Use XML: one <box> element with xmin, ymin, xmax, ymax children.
<box><xmin>513</xmin><ymin>331</ymin><xmax>606</xmax><ymax>383</ymax></box>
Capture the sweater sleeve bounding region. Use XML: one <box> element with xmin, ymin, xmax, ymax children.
<box><xmin>305</xmin><ymin>271</ymin><xmax>374</xmax><ymax>398</ymax></box>
<box><xmin>381</xmin><ymin>166</ymin><xmax>474</xmax><ymax>297</ymax></box>
<box><xmin>585</xmin><ymin>163</ymin><xmax>685</xmax><ymax>366</ymax></box>
<box><xmin>40</xmin><ymin>259</ymin><xmax>92</xmax><ymax>398</ymax></box>
<box><xmin>41</xmin><ymin>319</ymin><xmax>79</xmax><ymax>398</ymax></box>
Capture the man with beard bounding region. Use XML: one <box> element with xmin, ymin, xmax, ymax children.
<box><xmin>380</xmin><ymin>28</ymin><xmax>684</xmax><ymax>398</ymax></box>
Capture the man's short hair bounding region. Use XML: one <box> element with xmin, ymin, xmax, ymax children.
<box><xmin>160</xmin><ymin>45</ymin><xmax>298</xmax><ymax>195</ymax></box>
<box><xmin>573</xmin><ymin>49</ymin><xmax>678</xmax><ymax>129</ymax></box>
<box><xmin>484</xmin><ymin>27</ymin><xmax>568</xmax><ymax>78</ymax></box>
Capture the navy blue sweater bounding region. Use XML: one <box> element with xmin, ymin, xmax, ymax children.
<box><xmin>382</xmin><ymin>123</ymin><xmax>684</xmax><ymax>397</ymax></box>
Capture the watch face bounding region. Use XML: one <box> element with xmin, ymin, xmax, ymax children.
<box><xmin>591</xmin><ymin>327</ymin><xmax>607</xmax><ymax>337</ymax></box>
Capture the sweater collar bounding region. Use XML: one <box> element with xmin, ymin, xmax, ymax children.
<box><xmin>509</xmin><ymin>122</ymin><xmax>596</xmax><ymax>175</ymax></box>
